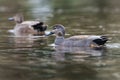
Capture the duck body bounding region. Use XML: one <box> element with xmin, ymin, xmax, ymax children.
<box><xmin>8</xmin><ymin>13</ymin><xmax>47</xmax><ymax>36</ymax></box>
<box><xmin>47</xmin><ymin>24</ymin><xmax>108</xmax><ymax>48</ymax></box>
<box><xmin>57</xmin><ymin>35</ymin><xmax>107</xmax><ymax>47</ymax></box>
<box><xmin>14</xmin><ymin>21</ymin><xmax>38</xmax><ymax>32</ymax></box>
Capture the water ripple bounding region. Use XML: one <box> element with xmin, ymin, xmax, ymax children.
<box><xmin>106</xmin><ymin>43</ymin><xmax>120</xmax><ymax>48</ymax></box>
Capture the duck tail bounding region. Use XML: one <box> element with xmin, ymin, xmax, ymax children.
<box><xmin>32</xmin><ymin>22</ymin><xmax>47</xmax><ymax>32</ymax></box>
<box><xmin>93</xmin><ymin>36</ymin><xmax>108</xmax><ymax>45</ymax></box>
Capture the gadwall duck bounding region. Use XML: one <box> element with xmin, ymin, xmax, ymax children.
<box><xmin>8</xmin><ymin>13</ymin><xmax>47</xmax><ymax>35</ymax></box>
<box><xmin>47</xmin><ymin>24</ymin><xmax>108</xmax><ymax>48</ymax></box>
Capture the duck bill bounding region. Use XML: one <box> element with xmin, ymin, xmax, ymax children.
<box><xmin>45</xmin><ymin>31</ymin><xmax>55</xmax><ymax>36</ymax></box>
<box><xmin>8</xmin><ymin>17</ymin><xmax>14</xmax><ymax>21</ymax></box>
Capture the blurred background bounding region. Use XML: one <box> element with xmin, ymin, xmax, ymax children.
<box><xmin>0</xmin><ymin>0</ymin><xmax>119</xmax><ymax>80</ymax></box>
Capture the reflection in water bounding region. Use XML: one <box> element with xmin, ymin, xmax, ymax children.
<box><xmin>49</xmin><ymin>0</ymin><xmax>111</xmax><ymax>36</ymax></box>
<box><xmin>28</xmin><ymin>0</ymin><xmax>53</xmax><ymax>21</ymax></box>
<box><xmin>52</xmin><ymin>46</ymin><xmax>107</xmax><ymax>61</ymax></box>
<box><xmin>8</xmin><ymin>33</ymin><xmax>47</xmax><ymax>48</ymax></box>
<box><xmin>95</xmin><ymin>0</ymin><xmax>109</xmax><ymax>24</ymax></box>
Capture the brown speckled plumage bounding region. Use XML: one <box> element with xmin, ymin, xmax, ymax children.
<box><xmin>8</xmin><ymin>13</ymin><xmax>47</xmax><ymax>36</ymax></box>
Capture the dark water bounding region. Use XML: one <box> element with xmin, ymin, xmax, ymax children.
<box><xmin>0</xmin><ymin>0</ymin><xmax>120</xmax><ymax>80</ymax></box>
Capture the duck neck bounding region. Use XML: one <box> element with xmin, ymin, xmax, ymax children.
<box><xmin>55</xmin><ymin>36</ymin><xmax>64</xmax><ymax>45</ymax></box>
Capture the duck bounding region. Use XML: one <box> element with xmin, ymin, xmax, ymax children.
<box><xmin>8</xmin><ymin>13</ymin><xmax>47</xmax><ymax>36</ymax></box>
<box><xmin>47</xmin><ymin>24</ymin><xmax>108</xmax><ymax>49</ymax></box>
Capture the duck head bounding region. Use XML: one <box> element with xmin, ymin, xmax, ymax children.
<box><xmin>8</xmin><ymin>13</ymin><xmax>24</xmax><ymax>24</ymax></box>
<box><xmin>46</xmin><ymin>24</ymin><xmax>65</xmax><ymax>37</ymax></box>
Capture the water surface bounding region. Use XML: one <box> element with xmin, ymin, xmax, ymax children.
<box><xmin>0</xmin><ymin>0</ymin><xmax>120</xmax><ymax>80</ymax></box>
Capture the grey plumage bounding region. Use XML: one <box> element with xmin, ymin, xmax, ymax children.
<box><xmin>48</xmin><ymin>24</ymin><xmax>108</xmax><ymax>48</ymax></box>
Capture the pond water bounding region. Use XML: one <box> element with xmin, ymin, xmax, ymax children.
<box><xmin>0</xmin><ymin>0</ymin><xmax>120</xmax><ymax>80</ymax></box>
